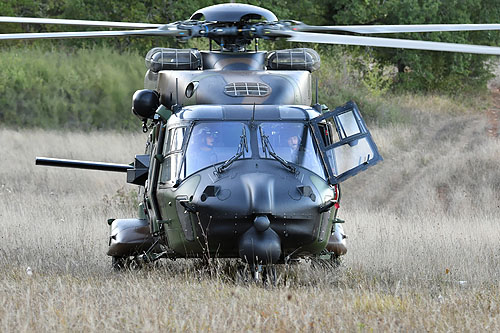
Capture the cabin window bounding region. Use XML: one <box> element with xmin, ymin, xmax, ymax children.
<box><xmin>336</xmin><ymin>110</ymin><xmax>361</xmax><ymax>139</ymax></box>
<box><xmin>257</xmin><ymin>122</ymin><xmax>325</xmax><ymax>178</ymax></box>
<box><xmin>164</xmin><ymin>127</ymin><xmax>185</xmax><ymax>154</ymax></box>
<box><xmin>160</xmin><ymin>127</ymin><xmax>186</xmax><ymax>184</ymax></box>
<box><xmin>184</xmin><ymin>122</ymin><xmax>252</xmax><ymax>176</ymax></box>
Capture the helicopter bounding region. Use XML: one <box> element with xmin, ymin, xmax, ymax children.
<box><xmin>2</xmin><ymin>3</ymin><xmax>500</xmax><ymax>279</ymax></box>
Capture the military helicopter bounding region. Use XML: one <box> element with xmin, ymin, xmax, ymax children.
<box><xmin>2</xmin><ymin>3</ymin><xmax>500</xmax><ymax>278</ymax></box>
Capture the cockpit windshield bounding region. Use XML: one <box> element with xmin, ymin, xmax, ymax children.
<box><xmin>185</xmin><ymin>122</ymin><xmax>252</xmax><ymax>176</ymax></box>
<box><xmin>258</xmin><ymin>122</ymin><xmax>325</xmax><ymax>178</ymax></box>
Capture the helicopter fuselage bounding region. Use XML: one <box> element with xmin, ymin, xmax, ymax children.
<box><xmin>39</xmin><ymin>48</ymin><xmax>380</xmax><ymax>266</ymax></box>
<box><xmin>143</xmin><ymin>104</ymin><xmax>337</xmax><ymax>262</ymax></box>
<box><xmin>105</xmin><ymin>47</ymin><xmax>383</xmax><ymax>266</ymax></box>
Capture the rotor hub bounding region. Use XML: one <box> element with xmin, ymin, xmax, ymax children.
<box><xmin>190</xmin><ymin>4</ymin><xmax>277</xmax><ymax>23</ymax></box>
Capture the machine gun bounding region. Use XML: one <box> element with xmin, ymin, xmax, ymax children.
<box><xmin>36</xmin><ymin>156</ymin><xmax>149</xmax><ymax>186</ymax></box>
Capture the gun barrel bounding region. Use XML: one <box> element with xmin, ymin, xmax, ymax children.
<box><xmin>36</xmin><ymin>157</ymin><xmax>132</xmax><ymax>173</ymax></box>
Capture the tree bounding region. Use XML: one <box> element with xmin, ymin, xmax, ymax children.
<box><xmin>320</xmin><ymin>0</ymin><xmax>500</xmax><ymax>92</ymax></box>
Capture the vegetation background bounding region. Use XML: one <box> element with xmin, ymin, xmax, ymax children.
<box><xmin>0</xmin><ymin>0</ymin><xmax>499</xmax><ymax>331</ymax></box>
<box><xmin>0</xmin><ymin>0</ymin><xmax>499</xmax><ymax>129</ymax></box>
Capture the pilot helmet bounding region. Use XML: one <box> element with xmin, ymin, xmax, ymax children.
<box><xmin>195</xmin><ymin>126</ymin><xmax>219</xmax><ymax>136</ymax></box>
<box><xmin>194</xmin><ymin>126</ymin><xmax>218</xmax><ymax>145</ymax></box>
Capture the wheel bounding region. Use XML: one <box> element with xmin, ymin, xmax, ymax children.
<box><xmin>112</xmin><ymin>256</ymin><xmax>126</xmax><ymax>271</ymax></box>
<box><xmin>236</xmin><ymin>263</ymin><xmax>278</xmax><ymax>286</ymax></box>
<box><xmin>112</xmin><ymin>256</ymin><xmax>143</xmax><ymax>271</ymax></box>
<box><xmin>262</xmin><ymin>265</ymin><xmax>278</xmax><ymax>286</ymax></box>
<box><xmin>310</xmin><ymin>253</ymin><xmax>342</xmax><ymax>271</ymax></box>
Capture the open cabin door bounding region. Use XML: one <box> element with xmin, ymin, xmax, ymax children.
<box><xmin>311</xmin><ymin>101</ymin><xmax>382</xmax><ymax>185</ymax></box>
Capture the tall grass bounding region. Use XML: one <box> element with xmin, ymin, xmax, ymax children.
<box><xmin>0</xmin><ymin>109</ymin><xmax>499</xmax><ymax>330</ymax></box>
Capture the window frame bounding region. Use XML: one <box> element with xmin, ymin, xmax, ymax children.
<box><xmin>310</xmin><ymin>101</ymin><xmax>382</xmax><ymax>185</ymax></box>
<box><xmin>160</xmin><ymin>126</ymin><xmax>187</xmax><ymax>186</ymax></box>
<box><xmin>180</xmin><ymin>120</ymin><xmax>254</xmax><ymax>179</ymax></box>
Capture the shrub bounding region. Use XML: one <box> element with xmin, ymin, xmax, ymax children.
<box><xmin>0</xmin><ymin>47</ymin><xmax>145</xmax><ymax>130</ymax></box>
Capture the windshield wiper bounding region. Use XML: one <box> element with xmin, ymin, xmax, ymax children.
<box><xmin>259</xmin><ymin>126</ymin><xmax>297</xmax><ymax>174</ymax></box>
<box><xmin>217</xmin><ymin>127</ymin><xmax>248</xmax><ymax>174</ymax></box>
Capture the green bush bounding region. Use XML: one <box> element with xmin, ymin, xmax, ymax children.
<box><xmin>316</xmin><ymin>48</ymin><xmax>410</xmax><ymax>126</ymax></box>
<box><xmin>0</xmin><ymin>44</ymin><xmax>407</xmax><ymax>130</ymax></box>
<box><xmin>0</xmin><ymin>44</ymin><xmax>490</xmax><ymax>130</ymax></box>
<box><xmin>0</xmin><ymin>47</ymin><xmax>145</xmax><ymax>130</ymax></box>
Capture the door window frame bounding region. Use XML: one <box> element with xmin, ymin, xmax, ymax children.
<box><xmin>311</xmin><ymin>101</ymin><xmax>382</xmax><ymax>184</ymax></box>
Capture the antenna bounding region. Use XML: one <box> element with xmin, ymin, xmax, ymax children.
<box><xmin>312</xmin><ymin>76</ymin><xmax>322</xmax><ymax>113</ymax></box>
<box><xmin>172</xmin><ymin>78</ymin><xmax>181</xmax><ymax>113</ymax></box>
<box><xmin>175</xmin><ymin>77</ymin><xmax>179</xmax><ymax>106</ymax></box>
<box><xmin>315</xmin><ymin>76</ymin><xmax>319</xmax><ymax>105</ymax></box>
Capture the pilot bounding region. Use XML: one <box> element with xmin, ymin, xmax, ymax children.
<box><xmin>193</xmin><ymin>126</ymin><xmax>219</xmax><ymax>168</ymax></box>
<box><xmin>288</xmin><ymin>134</ymin><xmax>300</xmax><ymax>152</ymax></box>
<box><xmin>286</xmin><ymin>131</ymin><xmax>321</xmax><ymax>173</ymax></box>
<box><xmin>193</xmin><ymin>126</ymin><xmax>216</xmax><ymax>151</ymax></box>
<box><xmin>287</xmin><ymin>134</ymin><xmax>301</xmax><ymax>162</ymax></box>
<box><xmin>200</xmin><ymin>129</ymin><xmax>215</xmax><ymax>152</ymax></box>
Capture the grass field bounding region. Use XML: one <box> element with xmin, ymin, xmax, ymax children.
<box><xmin>1</xmin><ymin>102</ymin><xmax>499</xmax><ymax>331</ymax></box>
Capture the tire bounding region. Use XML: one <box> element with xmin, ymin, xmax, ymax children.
<box><xmin>112</xmin><ymin>256</ymin><xmax>126</xmax><ymax>271</ymax></box>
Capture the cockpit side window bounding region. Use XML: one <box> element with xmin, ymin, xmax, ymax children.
<box><xmin>258</xmin><ymin>122</ymin><xmax>326</xmax><ymax>178</ymax></box>
<box><xmin>160</xmin><ymin>126</ymin><xmax>186</xmax><ymax>184</ymax></box>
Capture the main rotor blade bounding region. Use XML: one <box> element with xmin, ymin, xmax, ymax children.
<box><xmin>0</xmin><ymin>27</ymin><xmax>188</xmax><ymax>40</ymax></box>
<box><xmin>278</xmin><ymin>31</ymin><xmax>500</xmax><ymax>55</ymax></box>
<box><xmin>0</xmin><ymin>16</ymin><xmax>161</xmax><ymax>29</ymax></box>
<box><xmin>296</xmin><ymin>23</ymin><xmax>500</xmax><ymax>34</ymax></box>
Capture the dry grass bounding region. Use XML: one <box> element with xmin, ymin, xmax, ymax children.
<box><xmin>1</xmin><ymin>109</ymin><xmax>499</xmax><ymax>331</ymax></box>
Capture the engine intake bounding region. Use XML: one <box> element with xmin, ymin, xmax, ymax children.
<box><xmin>145</xmin><ymin>48</ymin><xmax>202</xmax><ymax>72</ymax></box>
<box><xmin>266</xmin><ymin>48</ymin><xmax>320</xmax><ymax>72</ymax></box>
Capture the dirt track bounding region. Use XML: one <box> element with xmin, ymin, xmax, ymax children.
<box><xmin>488</xmin><ymin>85</ymin><xmax>500</xmax><ymax>137</ymax></box>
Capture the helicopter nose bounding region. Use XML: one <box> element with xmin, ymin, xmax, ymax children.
<box><xmin>253</xmin><ymin>215</ymin><xmax>270</xmax><ymax>232</ymax></box>
<box><xmin>240</xmin><ymin>173</ymin><xmax>275</xmax><ymax>213</ymax></box>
